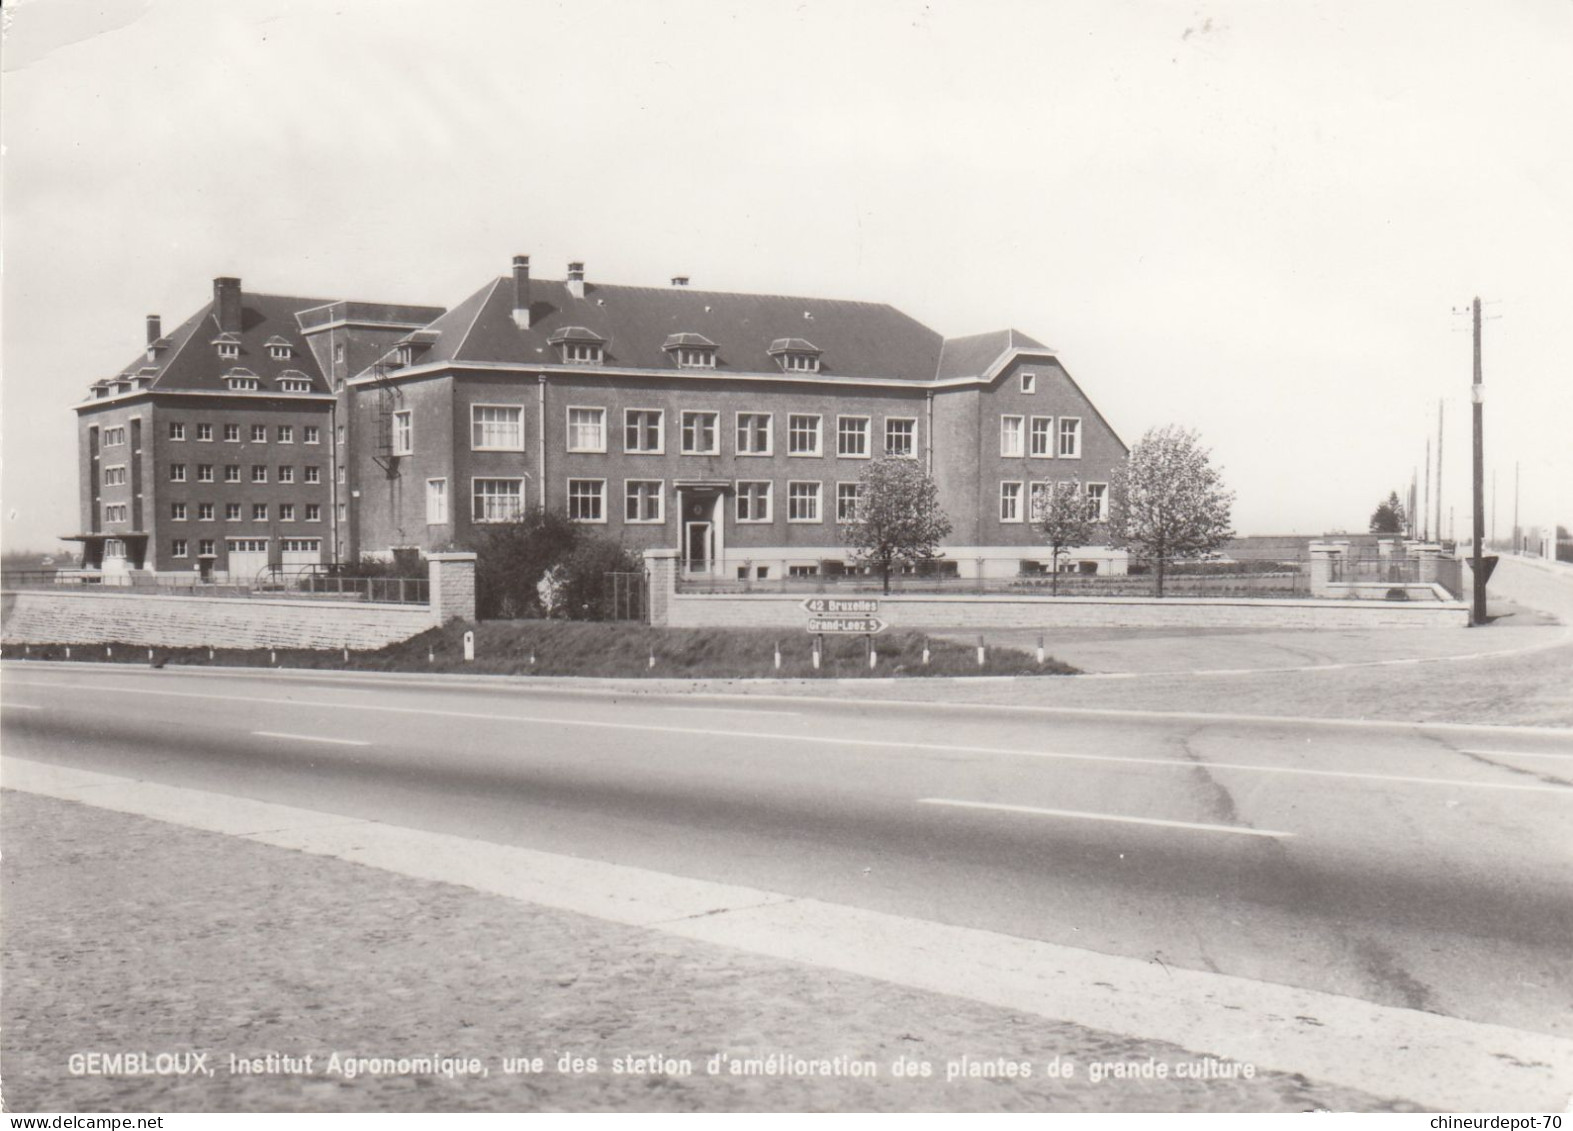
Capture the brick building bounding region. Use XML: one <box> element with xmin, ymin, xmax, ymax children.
<box><xmin>72</xmin><ymin>260</ymin><xmax>1128</xmax><ymax>582</ymax></box>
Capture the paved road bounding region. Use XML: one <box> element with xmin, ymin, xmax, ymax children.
<box><xmin>4</xmin><ymin>661</ymin><xmax>1570</xmax><ymax>1042</ymax></box>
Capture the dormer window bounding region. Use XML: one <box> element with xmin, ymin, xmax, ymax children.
<box><xmin>547</xmin><ymin>326</ymin><xmax>606</xmax><ymax>366</ymax></box>
<box><xmin>768</xmin><ymin>338</ymin><xmax>822</xmax><ymax>374</ymax></box>
<box><xmin>276</xmin><ymin>370</ymin><xmax>313</xmax><ymax>393</ymax></box>
<box><xmin>212</xmin><ymin>332</ymin><xmax>241</xmax><ymax>360</ymax></box>
<box><xmin>265</xmin><ymin>336</ymin><xmax>293</xmax><ymax>361</ymax></box>
<box><xmin>225</xmin><ymin>367</ymin><xmax>259</xmax><ymax>392</ymax></box>
<box><xmin>663</xmin><ymin>332</ymin><xmax>717</xmax><ymax>369</ymax></box>
<box><xmin>393</xmin><ymin>345</ymin><xmax>414</xmax><ymax>367</ymax></box>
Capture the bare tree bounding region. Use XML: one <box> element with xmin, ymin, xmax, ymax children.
<box><xmin>1034</xmin><ymin>478</ymin><xmax>1096</xmax><ymax>596</ymax></box>
<box><xmin>1108</xmin><ymin>425</ymin><xmax>1235</xmax><ymax>597</ymax></box>
<box><xmin>840</xmin><ymin>457</ymin><xmax>953</xmax><ymax>594</ymax></box>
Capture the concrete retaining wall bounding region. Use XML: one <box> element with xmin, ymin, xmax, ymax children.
<box><xmin>0</xmin><ymin>589</ymin><xmax>436</xmax><ymax>649</ymax></box>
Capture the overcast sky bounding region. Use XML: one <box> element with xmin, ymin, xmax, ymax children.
<box><xmin>4</xmin><ymin>0</ymin><xmax>1569</xmax><ymax>552</ymax></box>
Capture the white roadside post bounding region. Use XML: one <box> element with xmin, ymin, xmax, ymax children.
<box><xmin>463</xmin><ymin>630</ymin><xmax>475</xmax><ymax>662</ymax></box>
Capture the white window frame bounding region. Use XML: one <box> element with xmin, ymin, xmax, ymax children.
<box><xmin>836</xmin><ymin>415</ymin><xmax>870</xmax><ymax>459</ymax></box>
<box><xmin>836</xmin><ymin>482</ymin><xmax>864</xmax><ymax>524</ymax></box>
<box><xmin>562</xmin><ymin>342</ymin><xmax>603</xmax><ymax>365</ymax></box>
<box><xmin>472</xmin><ymin>478</ymin><xmax>525</xmax><ymax>524</ymax></box>
<box><xmin>225</xmin><ymin>503</ymin><xmax>242</xmax><ymax>522</ymax></box>
<box><xmin>103</xmin><ymin>427</ymin><xmax>126</xmax><ymax>446</ymax></box>
<box><xmin>250</xmin><ymin>424</ymin><xmax>268</xmax><ymax>443</ymax></box>
<box><xmin>252</xmin><ymin>503</ymin><xmax>268</xmax><ymax>522</ymax></box>
<box><xmin>426</xmin><ymin>479</ymin><xmax>448</xmax><ymax>525</ymax></box>
<box><xmin>279</xmin><ymin>379</ymin><xmax>312</xmax><ymax>393</ymax></box>
<box><xmin>1084</xmin><ymin>481</ymin><xmax>1109</xmax><ymax>523</ymax></box>
<box><xmin>1000</xmin><ymin>481</ymin><xmax>1024</xmax><ymax>523</ymax></box>
<box><xmin>1021</xmin><ymin>371</ymin><xmax>1037</xmax><ymax>394</ymax></box>
<box><xmin>305</xmin><ymin>504</ymin><xmax>322</xmax><ymax>522</ymax></box>
<box><xmin>471</xmin><ymin>404</ymin><xmax>525</xmax><ymax>452</ymax></box>
<box><xmin>199</xmin><ymin>539</ymin><xmax>217</xmax><ymax>557</ymax></box>
<box><xmin>392</xmin><ymin>410</ymin><xmax>413</xmax><ymax>456</ymax></box>
<box><xmin>197</xmin><ymin>503</ymin><xmax>215</xmax><ymax>522</ymax></box>
<box><xmin>197</xmin><ymin>464</ymin><xmax>214</xmax><ymax>483</ymax></box>
<box><xmin>224</xmin><ymin>424</ymin><xmax>240</xmax><ymax>442</ymax></box>
<box><xmin>566</xmin><ymin>406</ymin><xmax>607</xmax><ymax>454</ymax></box>
<box><xmin>278</xmin><ymin>466</ymin><xmax>294</xmax><ymax>484</ymax></box>
<box><xmin>1030</xmin><ymin>416</ymin><xmax>1055</xmax><ymax>459</ymax></box>
<box><xmin>197</xmin><ymin>423</ymin><xmax>214</xmax><ymax>442</ymax></box>
<box><xmin>624</xmin><ymin>479</ymin><xmax>665</xmax><ymax>524</ymax></box>
<box><xmin>781</xmin><ymin>352</ymin><xmax>820</xmax><ymax>373</ymax></box>
<box><xmin>675</xmin><ymin>347</ymin><xmax>714</xmax><ymax>369</ymax></box>
<box><xmin>227</xmin><ymin>377</ymin><xmax>258</xmax><ymax>392</ymax></box>
<box><xmin>566</xmin><ymin>478</ymin><xmax>607</xmax><ymax>524</ymax></box>
<box><xmin>303</xmin><ymin>425</ymin><xmax>321</xmax><ymax>444</ymax></box>
<box><xmin>217</xmin><ymin>343</ymin><xmax>239</xmax><ymax>361</ymax></box>
<box><xmin>251</xmin><ymin>465</ymin><xmax>268</xmax><ymax>484</ymax></box>
<box><xmin>102</xmin><ymin>465</ymin><xmax>126</xmax><ymax>486</ymax></box>
<box><xmin>303</xmin><ymin>466</ymin><xmax>321</xmax><ymax>484</ymax></box>
<box><xmin>787</xmin><ymin>480</ymin><xmax>822</xmax><ymax>524</ymax></box>
<box><xmin>1058</xmin><ymin>417</ymin><xmax>1083</xmax><ymax>459</ymax></box>
<box><xmin>171</xmin><ymin>539</ymin><xmax>188</xmax><ymax>559</ymax></box>
<box><xmin>169</xmin><ymin>463</ymin><xmax>187</xmax><ymax>482</ymax></box>
<box><xmin>169</xmin><ymin>423</ymin><xmax>186</xmax><ymax>441</ymax></box>
<box><xmin>277</xmin><ymin>424</ymin><xmax>294</xmax><ymax>444</ymax></box>
<box><xmin>224</xmin><ymin>465</ymin><xmax>240</xmax><ymax>483</ymax></box>
<box><xmin>269</xmin><ymin>345</ymin><xmax>292</xmax><ymax>361</ymax></box>
<box><xmin>680</xmin><ymin>410</ymin><xmax>719</xmax><ymax>455</ymax></box>
<box><xmin>735</xmin><ymin>412</ymin><xmax>773</xmax><ymax>456</ymax></box>
<box><xmin>735</xmin><ymin>481</ymin><xmax>772</xmax><ymax>523</ymax></box>
<box><xmin>170</xmin><ymin>502</ymin><xmax>187</xmax><ymax>521</ymax></box>
<box><xmin>787</xmin><ymin>414</ymin><xmax>823</xmax><ymax>457</ymax></box>
<box><xmin>1028</xmin><ymin>481</ymin><xmax>1051</xmax><ymax>522</ymax></box>
<box><xmin>623</xmin><ymin>408</ymin><xmax>665</xmax><ymax>455</ymax></box>
<box><xmin>884</xmin><ymin>417</ymin><xmax>917</xmax><ymax>458</ymax></box>
<box><xmin>1000</xmin><ymin>415</ymin><xmax>1025</xmax><ymax>458</ymax></box>
<box><xmin>279</xmin><ymin>503</ymin><xmax>296</xmax><ymax>522</ymax></box>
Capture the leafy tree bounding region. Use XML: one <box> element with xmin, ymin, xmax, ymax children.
<box><xmin>1034</xmin><ymin>478</ymin><xmax>1096</xmax><ymax>596</ymax></box>
<box><xmin>465</xmin><ymin>507</ymin><xmax>581</xmax><ymax>618</ymax></box>
<box><xmin>555</xmin><ymin>538</ymin><xmax>643</xmax><ymax>620</ymax></box>
<box><xmin>839</xmin><ymin>457</ymin><xmax>953</xmax><ymax>594</ymax></box>
<box><xmin>1108</xmin><ymin>425</ymin><xmax>1235</xmax><ymax>597</ymax></box>
<box><xmin>1369</xmin><ymin>491</ymin><xmax>1408</xmax><ymax>534</ymax></box>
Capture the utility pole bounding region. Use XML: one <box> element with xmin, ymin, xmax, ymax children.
<box><xmin>1436</xmin><ymin>400</ymin><xmax>1444</xmax><ymax>543</ymax></box>
<box><xmin>1470</xmin><ymin>297</ymin><xmax>1486</xmax><ymax>624</ymax></box>
<box><xmin>1513</xmin><ymin>461</ymin><xmax>1520</xmax><ymax>555</ymax></box>
<box><xmin>1423</xmin><ymin>437</ymin><xmax>1431</xmax><ymax>541</ymax></box>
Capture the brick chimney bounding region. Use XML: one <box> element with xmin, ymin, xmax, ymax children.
<box><xmin>213</xmin><ymin>277</ymin><xmax>242</xmax><ymax>334</ymax></box>
<box><xmin>567</xmin><ymin>261</ymin><xmax>585</xmax><ymax>300</ymax></box>
<box><xmin>671</xmin><ymin>276</ymin><xmax>690</xmax><ymax>287</ymax></box>
<box><xmin>146</xmin><ymin>315</ymin><xmax>162</xmax><ymax>344</ymax></box>
<box><xmin>511</xmin><ymin>255</ymin><xmax>531</xmax><ymax>329</ymax></box>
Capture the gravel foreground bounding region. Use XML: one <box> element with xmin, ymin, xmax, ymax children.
<box><xmin>0</xmin><ymin>791</ymin><xmax>1420</xmax><ymax>1114</ymax></box>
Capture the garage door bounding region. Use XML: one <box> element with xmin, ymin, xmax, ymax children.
<box><xmin>281</xmin><ymin>538</ymin><xmax>322</xmax><ymax>569</ymax></box>
<box><xmin>225</xmin><ymin>538</ymin><xmax>270</xmax><ymax>582</ymax></box>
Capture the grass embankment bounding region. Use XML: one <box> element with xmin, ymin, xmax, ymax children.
<box><xmin>2</xmin><ymin>620</ymin><xmax>1077</xmax><ymax>679</ymax></box>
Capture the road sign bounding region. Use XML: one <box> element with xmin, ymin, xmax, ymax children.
<box><xmin>807</xmin><ymin>616</ymin><xmax>887</xmax><ymax>634</ymax></box>
<box><xmin>802</xmin><ymin>597</ymin><xmax>880</xmax><ymax>615</ymax></box>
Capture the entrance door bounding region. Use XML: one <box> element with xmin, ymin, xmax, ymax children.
<box><xmin>684</xmin><ymin>521</ymin><xmax>713</xmax><ymax>574</ymax></box>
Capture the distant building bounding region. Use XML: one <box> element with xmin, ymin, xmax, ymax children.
<box><xmin>72</xmin><ymin>259</ymin><xmax>1129</xmax><ymax>582</ymax></box>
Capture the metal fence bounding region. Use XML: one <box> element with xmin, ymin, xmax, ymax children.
<box><xmin>606</xmin><ymin>571</ymin><xmax>648</xmax><ymax>622</ymax></box>
<box><xmin>1</xmin><ymin>568</ymin><xmax>430</xmax><ymax>605</ymax></box>
<box><xmin>675</xmin><ymin>558</ymin><xmax>1312</xmax><ymax>598</ymax></box>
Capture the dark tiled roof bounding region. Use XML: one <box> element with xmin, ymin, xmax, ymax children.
<box><xmin>413</xmin><ymin>277</ymin><xmax>953</xmax><ymax>382</ymax></box>
<box><xmin>935</xmin><ymin>329</ymin><xmax>1049</xmax><ymax>381</ymax></box>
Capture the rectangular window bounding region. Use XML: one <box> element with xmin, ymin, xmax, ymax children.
<box><xmin>680</xmin><ymin>410</ymin><xmax>719</xmax><ymax>455</ymax></box>
<box><xmin>225</xmin><ymin>503</ymin><xmax>242</xmax><ymax>521</ymax></box>
<box><xmin>197</xmin><ymin>423</ymin><xmax>214</xmax><ymax>442</ymax></box>
<box><xmin>836</xmin><ymin>482</ymin><xmax>863</xmax><ymax>523</ymax></box>
<box><xmin>1085</xmin><ymin>482</ymin><xmax>1108</xmax><ymax>522</ymax></box>
<box><xmin>473</xmin><ymin>478</ymin><xmax>524</xmax><ymax>523</ymax></box>
<box><xmin>1030</xmin><ymin>416</ymin><xmax>1054</xmax><ymax>458</ymax></box>
<box><xmin>197</xmin><ymin>464</ymin><xmax>214</xmax><ymax>483</ymax></box>
<box><xmin>426</xmin><ymin>479</ymin><xmax>448</xmax><ymax>524</ymax></box>
<box><xmin>199</xmin><ymin>539</ymin><xmax>216</xmax><ymax>557</ymax></box>
<box><xmin>103</xmin><ymin>427</ymin><xmax>126</xmax><ymax>446</ymax></box>
<box><xmin>278</xmin><ymin>466</ymin><xmax>294</xmax><ymax>484</ymax></box>
<box><xmin>251</xmin><ymin>465</ymin><xmax>268</xmax><ymax>483</ymax></box>
<box><xmin>103</xmin><ymin>466</ymin><xmax>127</xmax><ymax>486</ymax></box>
<box><xmin>198</xmin><ymin>503</ymin><xmax>214</xmax><ymax>521</ymax></box>
<box><xmin>1058</xmin><ymin>417</ymin><xmax>1083</xmax><ymax>458</ymax></box>
<box><xmin>224</xmin><ymin>465</ymin><xmax>240</xmax><ymax>483</ymax></box>
<box><xmin>277</xmin><ymin>424</ymin><xmax>294</xmax><ymax>444</ymax></box>
<box><xmin>304</xmin><ymin>466</ymin><xmax>321</xmax><ymax>484</ymax></box>
<box><xmin>303</xmin><ymin>425</ymin><xmax>321</xmax><ymax>444</ymax></box>
<box><xmin>884</xmin><ymin>418</ymin><xmax>916</xmax><ymax>458</ymax></box>
<box><xmin>281</xmin><ymin>539</ymin><xmax>321</xmax><ymax>554</ymax></box>
<box><xmin>336</xmin><ymin>425</ymin><xmax>346</xmax><ymax>446</ymax></box>
<box><xmin>169</xmin><ymin>423</ymin><xmax>186</xmax><ymax>441</ymax></box>
<box><xmin>471</xmin><ymin>405</ymin><xmax>524</xmax><ymax>451</ymax></box>
<box><xmin>252</xmin><ymin>503</ymin><xmax>268</xmax><ymax>521</ymax></box>
<box><xmin>837</xmin><ymin>416</ymin><xmax>870</xmax><ymax>458</ymax></box>
<box><xmin>169</xmin><ymin>463</ymin><xmax>187</xmax><ymax>482</ymax></box>
<box><xmin>103</xmin><ymin>505</ymin><xmax>127</xmax><ymax>523</ymax></box>
<box><xmin>736</xmin><ymin>413</ymin><xmax>773</xmax><ymax>455</ymax></box>
<box><xmin>1021</xmin><ymin>371</ymin><xmax>1038</xmax><ymax>394</ymax></box>
<box><xmin>624</xmin><ymin>479</ymin><xmax>664</xmax><ymax>523</ymax></box>
<box><xmin>623</xmin><ymin>409</ymin><xmax>664</xmax><ymax>454</ymax></box>
<box><xmin>337</xmin><ymin>466</ymin><xmax>346</xmax><ymax>484</ymax></box>
<box><xmin>170</xmin><ymin>502</ymin><xmax>187</xmax><ymax>521</ymax></box>
<box><xmin>787</xmin><ymin>481</ymin><xmax>822</xmax><ymax>523</ymax></box>
<box><xmin>1029</xmin><ymin>481</ymin><xmax>1051</xmax><ymax>522</ymax></box>
<box><xmin>1000</xmin><ymin>416</ymin><xmax>1025</xmax><ymax>458</ymax></box>
<box><xmin>172</xmin><ymin>539</ymin><xmax>188</xmax><ymax>558</ymax></box>
<box><xmin>788</xmin><ymin>414</ymin><xmax>822</xmax><ymax>457</ymax></box>
<box><xmin>1000</xmin><ymin>482</ymin><xmax>1023</xmax><ymax>523</ymax></box>
<box><xmin>735</xmin><ymin>481</ymin><xmax>772</xmax><ymax>522</ymax></box>
<box><xmin>224</xmin><ymin>424</ymin><xmax>240</xmax><ymax>442</ymax></box>
<box><xmin>250</xmin><ymin>424</ymin><xmax>268</xmax><ymax>443</ymax></box>
<box><xmin>337</xmin><ymin>502</ymin><xmax>347</xmax><ymax>522</ymax></box>
<box><xmin>567</xmin><ymin>407</ymin><xmax>606</xmax><ymax>453</ymax></box>
<box><xmin>392</xmin><ymin>410</ymin><xmax>413</xmax><ymax>456</ymax></box>
<box><xmin>305</xmin><ymin>503</ymin><xmax>322</xmax><ymax>522</ymax></box>
<box><xmin>567</xmin><ymin>479</ymin><xmax>606</xmax><ymax>523</ymax></box>
<box><xmin>279</xmin><ymin>503</ymin><xmax>296</xmax><ymax>522</ymax></box>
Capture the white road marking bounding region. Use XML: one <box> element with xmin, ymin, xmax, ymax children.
<box><xmin>8</xmin><ymin>677</ymin><xmax>1573</xmax><ymax>796</ymax></box>
<box><xmin>5</xmin><ymin>756</ymin><xmax>1570</xmax><ymax>1112</ymax></box>
<box><xmin>1461</xmin><ymin>748</ymin><xmax>1573</xmax><ymax>762</ymax></box>
<box><xmin>252</xmin><ymin>731</ymin><xmax>370</xmax><ymax>747</ymax></box>
<box><xmin>3</xmin><ymin>703</ymin><xmax>41</xmax><ymax>710</ymax></box>
<box><xmin>660</xmin><ymin>706</ymin><xmax>804</xmax><ymax>717</ymax></box>
<box><xmin>918</xmin><ymin>798</ymin><xmax>1295</xmax><ymax>838</ymax></box>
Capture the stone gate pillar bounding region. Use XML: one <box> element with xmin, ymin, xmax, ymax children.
<box><xmin>428</xmin><ymin>552</ymin><xmax>477</xmax><ymax>624</ymax></box>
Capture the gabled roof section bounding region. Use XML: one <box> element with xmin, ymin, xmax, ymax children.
<box><xmin>663</xmin><ymin>332</ymin><xmax>716</xmax><ymax>350</ymax></box>
<box><xmin>767</xmin><ymin>337</ymin><xmax>821</xmax><ymax>356</ymax></box>
<box><xmin>411</xmin><ymin>275</ymin><xmax>945</xmax><ymax>382</ymax></box>
<box><xmin>935</xmin><ymin>328</ymin><xmax>1052</xmax><ymax>381</ymax></box>
<box><xmin>546</xmin><ymin>325</ymin><xmax>607</xmax><ymax>346</ymax></box>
